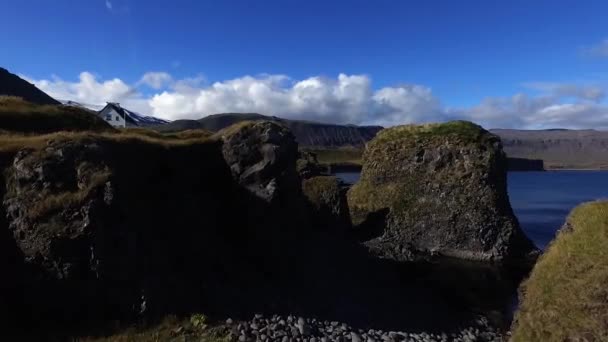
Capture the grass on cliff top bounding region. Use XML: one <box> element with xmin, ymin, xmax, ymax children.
<box><xmin>0</xmin><ymin>128</ymin><xmax>215</xmax><ymax>156</ymax></box>
<box><xmin>511</xmin><ymin>201</ymin><xmax>608</xmax><ymax>341</ymax></box>
<box><xmin>372</xmin><ymin>121</ymin><xmax>492</xmax><ymax>145</ymax></box>
<box><xmin>211</xmin><ymin>120</ymin><xmax>259</xmax><ymax>140</ymax></box>
<box><xmin>0</xmin><ymin>96</ymin><xmax>113</xmax><ymax>134</ymax></box>
<box><xmin>303</xmin><ymin>147</ymin><xmax>363</xmax><ymax>166</ymax></box>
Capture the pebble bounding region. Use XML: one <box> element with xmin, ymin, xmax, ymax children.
<box><xmin>223</xmin><ymin>313</ymin><xmax>503</xmax><ymax>342</ymax></box>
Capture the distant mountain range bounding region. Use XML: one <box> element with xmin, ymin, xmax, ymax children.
<box><xmin>153</xmin><ymin>114</ymin><xmax>608</xmax><ymax>169</ymax></box>
<box><xmin>152</xmin><ymin>113</ymin><xmax>383</xmax><ymax>147</ymax></box>
<box><xmin>491</xmin><ymin>129</ymin><xmax>608</xmax><ymax>170</ymax></box>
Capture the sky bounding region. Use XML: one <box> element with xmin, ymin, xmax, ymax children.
<box><xmin>3</xmin><ymin>0</ymin><xmax>608</xmax><ymax>129</ymax></box>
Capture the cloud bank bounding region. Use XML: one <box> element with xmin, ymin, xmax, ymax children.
<box><xmin>583</xmin><ymin>39</ymin><xmax>608</xmax><ymax>58</ymax></box>
<box><xmin>27</xmin><ymin>71</ymin><xmax>608</xmax><ymax>129</ymax></box>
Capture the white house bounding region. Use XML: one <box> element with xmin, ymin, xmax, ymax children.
<box><xmin>97</xmin><ymin>102</ymin><xmax>169</xmax><ymax>128</ymax></box>
<box><xmin>98</xmin><ymin>103</ymin><xmax>133</xmax><ymax>128</ymax></box>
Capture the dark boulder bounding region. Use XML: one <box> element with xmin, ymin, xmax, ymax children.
<box><xmin>217</xmin><ymin>121</ymin><xmax>299</xmax><ymax>204</ymax></box>
<box><xmin>347</xmin><ymin>121</ymin><xmax>538</xmax><ymax>262</ymax></box>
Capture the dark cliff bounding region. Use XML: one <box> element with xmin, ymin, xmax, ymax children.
<box><xmin>0</xmin><ymin>67</ymin><xmax>60</xmax><ymax>105</ymax></box>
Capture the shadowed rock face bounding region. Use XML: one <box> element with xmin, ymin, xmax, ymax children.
<box><xmin>348</xmin><ymin>121</ymin><xmax>538</xmax><ymax>262</ymax></box>
<box><xmin>2</xmin><ymin>137</ymin><xmax>242</xmax><ymax>331</ymax></box>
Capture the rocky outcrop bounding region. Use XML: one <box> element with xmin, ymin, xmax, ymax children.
<box><xmin>0</xmin><ymin>122</ymin><xmax>317</xmax><ymax>332</ymax></box>
<box><xmin>217</xmin><ymin>121</ymin><xmax>299</xmax><ymax>204</ymax></box>
<box><xmin>302</xmin><ymin>176</ymin><xmax>351</xmax><ymax>232</ymax></box>
<box><xmin>2</xmin><ymin>136</ymin><xmax>242</xmax><ymax>328</ymax></box>
<box><xmin>348</xmin><ymin>121</ymin><xmax>538</xmax><ymax>262</ymax></box>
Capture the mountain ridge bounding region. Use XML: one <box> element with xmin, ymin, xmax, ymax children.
<box><xmin>0</xmin><ymin>67</ymin><xmax>60</xmax><ymax>105</ymax></box>
<box><xmin>152</xmin><ymin>113</ymin><xmax>383</xmax><ymax>147</ymax></box>
<box><xmin>153</xmin><ymin>113</ymin><xmax>608</xmax><ymax>169</ymax></box>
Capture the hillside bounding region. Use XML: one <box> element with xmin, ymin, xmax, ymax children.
<box><xmin>0</xmin><ymin>97</ymin><xmax>112</xmax><ymax>134</ymax></box>
<box><xmin>491</xmin><ymin>129</ymin><xmax>608</xmax><ymax>169</ymax></box>
<box><xmin>0</xmin><ymin>67</ymin><xmax>60</xmax><ymax>105</ymax></box>
<box><xmin>512</xmin><ymin>201</ymin><xmax>608</xmax><ymax>341</ymax></box>
<box><xmin>153</xmin><ymin>113</ymin><xmax>383</xmax><ymax>147</ymax></box>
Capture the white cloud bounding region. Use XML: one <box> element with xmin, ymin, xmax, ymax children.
<box><xmin>138</xmin><ymin>72</ymin><xmax>173</xmax><ymax>89</ymax></box>
<box><xmin>27</xmin><ymin>72</ymin><xmax>152</xmax><ymax>114</ymax></box>
<box><xmin>26</xmin><ymin>71</ymin><xmax>608</xmax><ymax>129</ymax></box>
<box><xmin>522</xmin><ymin>82</ymin><xmax>605</xmax><ymax>102</ymax></box>
<box><xmin>149</xmin><ymin>73</ymin><xmax>380</xmax><ymax>124</ymax></box>
<box><xmin>449</xmin><ymin>93</ymin><xmax>608</xmax><ymax>130</ymax></box>
<box><xmin>105</xmin><ymin>0</ymin><xmax>112</xmax><ymax>10</ymax></box>
<box><xmin>369</xmin><ymin>85</ymin><xmax>444</xmax><ymax>127</ymax></box>
<box><xmin>583</xmin><ymin>39</ymin><xmax>608</xmax><ymax>58</ymax></box>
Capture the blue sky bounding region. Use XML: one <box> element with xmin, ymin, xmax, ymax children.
<box><xmin>4</xmin><ymin>0</ymin><xmax>608</xmax><ymax>128</ymax></box>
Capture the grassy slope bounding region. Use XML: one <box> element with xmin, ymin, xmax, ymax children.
<box><xmin>372</xmin><ymin>121</ymin><xmax>492</xmax><ymax>146</ymax></box>
<box><xmin>0</xmin><ymin>96</ymin><xmax>112</xmax><ymax>134</ymax></box>
<box><xmin>512</xmin><ymin>201</ymin><xmax>608</xmax><ymax>341</ymax></box>
<box><xmin>303</xmin><ymin>147</ymin><xmax>363</xmax><ymax>167</ymax></box>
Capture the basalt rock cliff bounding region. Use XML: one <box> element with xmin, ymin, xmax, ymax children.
<box><xmin>348</xmin><ymin>121</ymin><xmax>538</xmax><ymax>262</ymax></box>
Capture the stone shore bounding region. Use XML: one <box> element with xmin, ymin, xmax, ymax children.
<box><xmin>225</xmin><ymin>314</ymin><xmax>504</xmax><ymax>342</ymax></box>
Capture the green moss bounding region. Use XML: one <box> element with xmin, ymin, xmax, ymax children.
<box><xmin>372</xmin><ymin>121</ymin><xmax>494</xmax><ymax>146</ymax></box>
<box><xmin>347</xmin><ymin>174</ymin><xmax>423</xmax><ymax>226</ymax></box>
<box><xmin>302</xmin><ymin>176</ymin><xmax>340</xmax><ymax>208</ymax></box>
<box><xmin>512</xmin><ymin>201</ymin><xmax>608</xmax><ymax>341</ymax></box>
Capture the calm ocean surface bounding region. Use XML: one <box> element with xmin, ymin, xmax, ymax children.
<box><xmin>335</xmin><ymin>171</ymin><xmax>608</xmax><ymax>249</ymax></box>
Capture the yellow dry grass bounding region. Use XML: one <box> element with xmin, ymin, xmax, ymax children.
<box><xmin>511</xmin><ymin>201</ymin><xmax>608</xmax><ymax>341</ymax></box>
